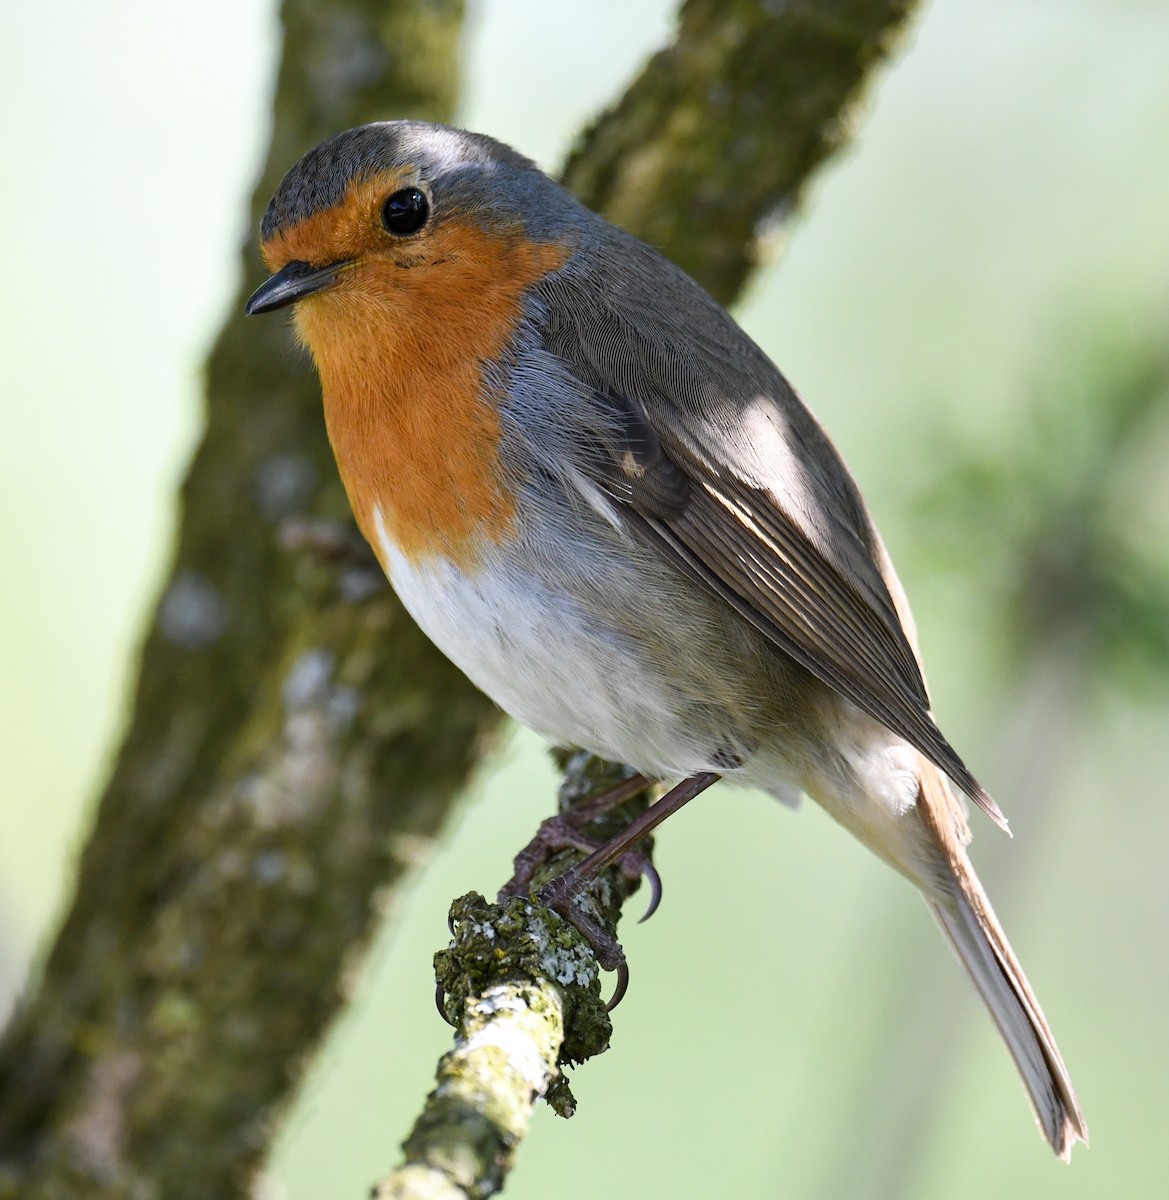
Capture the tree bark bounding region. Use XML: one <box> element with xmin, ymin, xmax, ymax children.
<box><xmin>565</xmin><ymin>0</ymin><xmax>919</xmax><ymax>303</ymax></box>
<box><xmin>0</xmin><ymin>1</ymin><xmax>923</xmax><ymax>1197</ymax></box>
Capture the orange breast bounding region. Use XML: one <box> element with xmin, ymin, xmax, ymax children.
<box><xmin>287</xmin><ymin>217</ymin><xmax>568</xmax><ymax>571</ymax></box>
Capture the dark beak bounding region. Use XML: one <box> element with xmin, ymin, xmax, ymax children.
<box><xmin>245</xmin><ymin>259</ymin><xmax>354</xmax><ymax>315</ymax></box>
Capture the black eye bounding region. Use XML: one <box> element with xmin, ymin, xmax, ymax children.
<box><xmin>381</xmin><ymin>187</ymin><xmax>429</xmax><ymax>236</ymax></box>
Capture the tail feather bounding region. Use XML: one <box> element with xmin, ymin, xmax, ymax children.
<box><xmin>918</xmin><ymin>767</ymin><xmax>1087</xmax><ymax>1158</ymax></box>
<box><xmin>928</xmin><ymin>887</ymin><xmax>1086</xmax><ymax>1158</ymax></box>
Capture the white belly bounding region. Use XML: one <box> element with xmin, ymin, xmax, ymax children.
<box><xmin>372</xmin><ymin>508</ymin><xmax>919</xmax><ymax>837</ymax></box>
<box><xmin>375</xmin><ymin>518</ymin><xmax>720</xmax><ymax>779</ymax></box>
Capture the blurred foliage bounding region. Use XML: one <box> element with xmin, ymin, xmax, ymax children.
<box><xmin>914</xmin><ymin>319</ymin><xmax>1169</xmax><ymax>694</ymax></box>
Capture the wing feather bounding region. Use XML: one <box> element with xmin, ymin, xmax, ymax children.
<box><xmin>535</xmin><ymin>265</ymin><xmax>1007</xmax><ymax>829</ymax></box>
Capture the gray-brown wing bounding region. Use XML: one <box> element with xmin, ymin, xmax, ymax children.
<box><xmin>536</xmin><ymin>273</ymin><xmax>1004</xmax><ymax>828</ymax></box>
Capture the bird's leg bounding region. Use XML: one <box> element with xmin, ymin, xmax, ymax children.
<box><xmin>538</xmin><ymin>771</ymin><xmax>720</xmax><ymax>915</ymax></box>
<box><xmin>499</xmin><ymin>770</ymin><xmax>655</xmax><ymax>904</ymax></box>
<box><xmin>534</xmin><ymin>771</ymin><xmax>722</xmax><ymax>1005</ymax></box>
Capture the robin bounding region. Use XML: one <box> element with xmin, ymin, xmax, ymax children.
<box><xmin>246</xmin><ymin>120</ymin><xmax>1086</xmax><ymax>1158</ymax></box>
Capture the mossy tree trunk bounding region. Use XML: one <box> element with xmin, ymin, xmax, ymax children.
<box><xmin>0</xmin><ymin>3</ymin><xmax>481</xmax><ymax>1196</ymax></box>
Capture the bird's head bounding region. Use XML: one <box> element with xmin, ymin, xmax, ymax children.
<box><xmin>245</xmin><ymin>120</ymin><xmax>575</xmax><ymax>339</ymax></box>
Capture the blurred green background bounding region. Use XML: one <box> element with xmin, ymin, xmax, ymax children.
<box><xmin>3</xmin><ymin>1</ymin><xmax>1169</xmax><ymax>1197</ymax></box>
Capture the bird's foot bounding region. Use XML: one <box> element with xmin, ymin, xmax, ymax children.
<box><xmin>495</xmin><ymin>768</ymin><xmax>657</xmax><ymax>1009</ymax></box>
<box><xmin>499</xmin><ymin>804</ymin><xmax>661</xmax><ymax>923</ymax></box>
<box><xmin>534</xmin><ymin>869</ymin><xmax>633</xmax><ymax>1010</ymax></box>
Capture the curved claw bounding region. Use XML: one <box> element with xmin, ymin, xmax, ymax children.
<box><xmin>637</xmin><ymin>859</ymin><xmax>663</xmax><ymax>924</ymax></box>
<box><xmin>605</xmin><ymin>961</ymin><xmax>630</xmax><ymax>1011</ymax></box>
<box><xmin>435</xmin><ymin>981</ymin><xmax>456</xmax><ymax>1027</ymax></box>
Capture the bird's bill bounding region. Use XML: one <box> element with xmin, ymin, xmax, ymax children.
<box><xmin>245</xmin><ymin>259</ymin><xmax>354</xmax><ymax>315</ymax></box>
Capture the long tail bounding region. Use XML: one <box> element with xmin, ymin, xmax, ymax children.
<box><xmin>918</xmin><ymin>767</ymin><xmax>1088</xmax><ymax>1159</ymax></box>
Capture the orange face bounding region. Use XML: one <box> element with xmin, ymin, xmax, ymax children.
<box><xmin>260</xmin><ymin>168</ymin><xmax>570</xmax><ymax>571</ymax></box>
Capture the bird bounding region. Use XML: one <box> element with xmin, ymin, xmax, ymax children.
<box><xmin>245</xmin><ymin>119</ymin><xmax>1086</xmax><ymax>1158</ymax></box>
